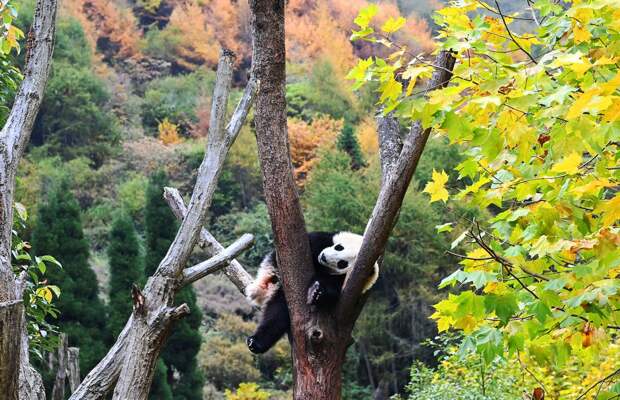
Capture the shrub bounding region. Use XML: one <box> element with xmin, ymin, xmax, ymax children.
<box><xmin>224</xmin><ymin>383</ymin><xmax>269</xmax><ymax>400</ymax></box>
<box><xmin>141</xmin><ymin>69</ymin><xmax>215</xmax><ymax>136</ymax></box>
<box><xmin>286</xmin><ymin>60</ymin><xmax>358</xmax><ymax>123</ymax></box>
<box><xmin>31</xmin><ymin>62</ymin><xmax>120</xmax><ymax>166</ymax></box>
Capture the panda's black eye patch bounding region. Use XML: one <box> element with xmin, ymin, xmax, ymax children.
<box><xmin>334</xmin><ymin>244</ymin><xmax>344</xmax><ymax>251</ymax></box>
<box><xmin>337</xmin><ymin>260</ymin><xmax>348</xmax><ymax>269</ymax></box>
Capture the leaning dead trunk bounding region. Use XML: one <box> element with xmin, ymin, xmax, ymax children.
<box><xmin>0</xmin><ymin>1</ymin><xmax>57</xmax><ymax>398</ymax></box>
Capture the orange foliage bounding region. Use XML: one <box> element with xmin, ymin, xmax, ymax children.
<box><xmin>62</xmin><ymin>0</ymin><xmax>141</xmax><ymax>59</ymax></box>
<box><xmin>201</xmin><ymin>0</ymin><xmax>252</xmax><ymax>65</ymax></box>
<box><xmin>158</xmin><ymin>118</ymin><xmax>182</xmax><ymax>145</ymax></box>
<box><xmin>61</xmin><ymin>0</ymin><xmax>434</xmax><ymax>82</ymax></box>
<box><xmin>356</xmin><ymin>116</ymin><xmax>379</xmax><ymax>156</ymax></box>
<box><xmin>288</xmin><ymin>116</ymin><xmax>343</xmax><ymax>184</ymax></box>
<box><xmin>289</xmin><ymin>0</ymin><xmax>434</xmax><ymax>65</ymax></box>
<box><xmin>286</xmin><ymin>1</ymin><xmax>357</xmax><ymax>77</ymax></box>
<box><xmin>167</xmin><ymin>4</ymin><xmax>221</xmax><ymax>70</ymax></box>
<box><xmin>181</xmin><ymin>0</ymin><xmax>434</xmax><ymax>77</ymax></box>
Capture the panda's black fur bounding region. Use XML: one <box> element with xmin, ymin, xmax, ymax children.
<box><xmin>245</xmin><ymin>231</ymin><xmax>378</xmax><ymax>354</ymax></box>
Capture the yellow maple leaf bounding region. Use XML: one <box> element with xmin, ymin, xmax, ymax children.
<box><xmin>596</xmin><ymin>194</ymin><xmax>620</xmax><ymax>227</ymax></box>
<box><xmin>379</xmin><ymin>75</ymin><xmax>402</xmax><ymax>104</ymax></box>
<box><xmin>434</xmin><ymin>315</ymin><xmax>455</xmax><ymax>332</ymax></box>
<box><xmin>402</xmin><ymin>65</ymin><xmax>432</xmax><ymax>95</ymax></box>
<box><xmin>381</xmin><ymin>16</ymin><xmax>406</xmax><ymax>34</ymax></box>
<box><xmin>551</xmin><ymin>152</ymin><xmax>582</xmax><ymax>175</ymax></box>
<box><xmin>603</xmin><ymin>101</ymin><xmax>620</xmax><ymax>122</ymax></box>
<box><xmin>423</xmin><ymin>169</ymin><xmax>450</xmax><ymax>203</ymax></box>
<box><xmin>454</xmin><ymin>315</ymin><xmax>479</xmax><ymax>333</ymax></box>
<box><xmin>571</xmin><ymin>178</ymin><xmax>614</xmax><ymax>196</ymax></box>
<box><xmin>573</xmin><ymin>23</ymin><xmax>591</xmax><ymax>43</ymax></box>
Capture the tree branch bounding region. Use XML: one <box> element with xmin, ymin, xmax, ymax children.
<box><xmin>181</xmin><ymin>234</ymin><xmax>255</xmax><ymax>286</ymax></box>
<box><xmin>338</xmin><ymin>50</ymin><xmax>456</xmax><ymax>323</ymax></box>
<box><xmin>163</xmin><ymin>187</ymin><xmax>254</xmax><ymax>293</ymax></box>
<box><xmin>376</xmin><ymin>112</ymin><xmax>402</xmax><ymax>183</ymax></box>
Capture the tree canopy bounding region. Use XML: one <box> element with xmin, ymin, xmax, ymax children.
<box><xmin>350</xmin><ymin>0</ymin><xmax>620</xmax><ymax>395</ymax></box>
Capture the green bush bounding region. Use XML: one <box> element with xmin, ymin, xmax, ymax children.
<box><xmin>286</xmin><ymin>60</ymin><xmax>358</xmax><ymax>123</ymax></box>
<box><xmin>398</xmin><ymin>337</ymin><xmax>523</xmax><ymax>400</ymax></box>
<box><xmin>118</xmin><ymin>173</ymin><xmax>148</xmax><ymax>221</ymax></box>
<box><xmin>32</xmin><ymin>62</ymin><xmax>120</xmax><ymax>166</ymax></box>
<box><xmin>141</xmin><ymin>26</ymin><xmax>184</xmax><ymax>61</ymax></box>
<box><xmin>141</xmin><ymin>69</ymin><xmax>215</xmax><ymax>135</ymax></box>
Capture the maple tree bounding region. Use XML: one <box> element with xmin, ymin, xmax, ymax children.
<box><xmin>350</xmin><ymin>0</ymin><xmax>620</xmax><ymax>396</ymax></box>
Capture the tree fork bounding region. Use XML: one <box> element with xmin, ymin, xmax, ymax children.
<box><xmin>249</xmin><ymin>0</ymin><xmax>456</xmax><ymax>393</ymax></box>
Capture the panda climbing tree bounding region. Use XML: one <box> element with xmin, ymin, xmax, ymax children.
<box><xmin>245</xmin><ymin>232</ymin><xmax>379</xmax><ymax>354</ymax></box>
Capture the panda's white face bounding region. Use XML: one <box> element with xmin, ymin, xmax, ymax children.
<box><xmin>318</xmin><ymin>232</ymin><xmax>364</xmax><ymax>275</ymax></box>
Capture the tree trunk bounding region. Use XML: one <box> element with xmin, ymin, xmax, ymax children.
<box><xmin>0</xmin><ymin>300</ymin><xmax>23</xmax><ymax>400</ymax></box>
<box><xmin>249</xmin><ymin>1</ymin><xmax>352</xmax><ymax>398</ymax></box>
<box><xmin>248</xmin><ymin>2</ymin><xmax>459</xmax><ymax>399</ymax></box>
<box><xmin>0</xmin><ymin>1</ymin><xmax>57</xmax><ymax>396</ymax></box>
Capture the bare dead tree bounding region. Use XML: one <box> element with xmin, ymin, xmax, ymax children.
<box><xmin>0</xmin><ymin>0</ymin><xmax>57</xmax><ymax>398</ymax></box>
<box><xmin>69</xmin><ymin>50</ymin><xmax>257</xmax><ymax>400</ymax></box>
<box><xmin>249</xmin><ymin>1</ymin><xmax>455</xmax><ymax>398</ymax></box>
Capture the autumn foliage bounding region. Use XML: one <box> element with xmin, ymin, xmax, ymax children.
<box><xmin>288</xmin><ymin>116</ymin><xmax>343</xmax><ymax>184</ymax></box>
<box><xmin>62</xmin><ymin>0</ymin><xmax>141</xmax><ymax>60</ymax></box>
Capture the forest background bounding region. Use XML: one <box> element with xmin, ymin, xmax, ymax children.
<box><xmin>3</xmin><ymin>0</ymin><xmax>619</xmax><ymax>399</ymax></box>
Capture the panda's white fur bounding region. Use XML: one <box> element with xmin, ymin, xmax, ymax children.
<box><xmin>245</xmin><ymin>253</ymin><xmax>280</xmax><ymax>307</ymax></box>
<box><xmin>246</xmin><ymin>231</ymin><xmax>378</xmax><ymax>308</ymax></box>
<box><xmin>318</xmin><ymin>231</ymin><xmax>378</xmax><ymax>293</ymax></box>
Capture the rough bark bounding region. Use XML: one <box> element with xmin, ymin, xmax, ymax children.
<box><xmin>0</xmin><ymin>1</ymin><xmax>57</xmax><ymax>398</ymax></box>
<box><xmin>70</xmin><ymin>49</ymin><xmax>257</xmax><ymax>399</ymax></box>
<box><xmin>0</xmin><ymin>300</ymin><xmax>23</xmax><ymax>399</ymax></box>
<box><xmin>376</xmin><ymin>113</ymin><xmax>402</xmax><ymax>183</ymax></box>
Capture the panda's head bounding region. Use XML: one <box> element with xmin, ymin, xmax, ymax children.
<box><xmin>318</xmin><ymin>232</ymin><xmax>364</xmax><ymax>275</ymax></box>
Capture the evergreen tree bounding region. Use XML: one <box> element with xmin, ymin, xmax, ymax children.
<box><xmin>144</xmin><ymin>170</ymin><xmax>204</xmax><ymax>399</ymax></box>
<box><xmin>144</xmin><ymin>170</ymin><xmax>178</xmax><ymax>277</ymax></box>
<box><xmin>107</xmin><ymin>212</ymin><xmax>143</xmax><ymax>337</ymax></box>
<box><xmin>337</xmin><ymin>123</ymin><xmax>365</xmax><ymax>170</ymax></box>
<box><xmin>31</xmin><ymin>180</ymin><xmax>108</xmax><ymax>374</ymax></box>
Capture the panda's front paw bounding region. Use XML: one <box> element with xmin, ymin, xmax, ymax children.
<box><xmin>307</xmin><ymin>281</ymin><xmax>323</xmax><ymax>306</ymax></box>
<box><xmin>247</xmin><ymin>336</ymin><xmax>265</xmax><ymax>354</ymax></box>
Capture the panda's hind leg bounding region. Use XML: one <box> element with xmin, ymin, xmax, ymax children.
<box><xmin>247</xmin><ymin>290</ymin><xmax>290</xmax><ymax>354</ymax></box>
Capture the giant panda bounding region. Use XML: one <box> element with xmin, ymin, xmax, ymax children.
<box><xmin>244</xmin><ymin>231</ymin><xmax>379</xmax><ymax>354</ymax></box>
